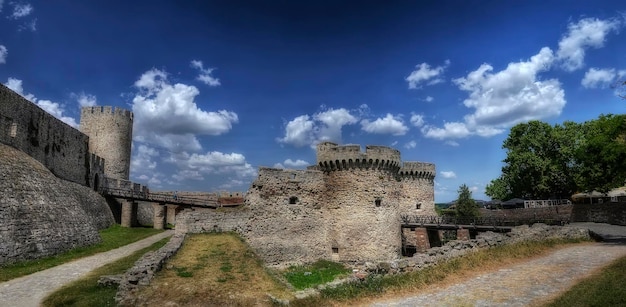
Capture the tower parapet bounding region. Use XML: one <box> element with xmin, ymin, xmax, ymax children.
<box><xmin>399</xmin><ymin>162</ymin><xmax>435</xmax><ymax>180</ymax></box>
<box><xmin>315</xmin><ymin>143</ymin><xmax>401</xmax><ymax>173</ymax></box>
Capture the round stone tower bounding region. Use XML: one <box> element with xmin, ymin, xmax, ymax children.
<box><xmin>80</xmin><ymin>106</ymin><xmax>133</xmax><ymax>180</ymax></box>
<box><xmin>316</xmin><ymin>143</ymin><xmax>403</xmax><ymax>262</ymax></box>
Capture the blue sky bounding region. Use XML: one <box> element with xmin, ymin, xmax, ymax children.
<box><xmin>1</xmin><ymin>1</ymin><xmax>625</xmax><ymax>202</ymax></box>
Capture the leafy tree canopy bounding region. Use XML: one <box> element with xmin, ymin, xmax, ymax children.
<box><xmin>456</xmin><ymin>184</ymin><xmax>479</xmax><ymax>218</ymax></box>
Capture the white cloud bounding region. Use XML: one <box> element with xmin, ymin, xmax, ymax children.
<box><xmin>422</xmin><ymin>122</ymin><xmax>471</xmax><ymax>140</ymax></box>
<box><xmin>276</xmin><ymin>115</ymin><xmax>315</xmax><ymax>147</ymax></box>
<box><xmin>190</xmin><ymin>60</ymin><xmax>221</xmax><ymax>86</ymax></box>
<box><xmin>130</xmin><ymin>144</ymin><xmax>159</xmax><ymax>174</ymax></box>
<box><xmin>277</xmin><ymin>107</ymin><xmax>357</xmax><ymax>148</ymax></box>
<box><xmin>445</xmin><ymin>141</ymin><xmax>460</xmax><ymax>147</ymax></box>
<box><xmin>581</xmin><ymin>67</ymin><xmax>618</xmax><ymax>88</ymax></box>
<box><xmin>361</xmin><ymin>113</ymin><xmax>408</xmax><ymax>136</ymax></box>
<box><xmin>0</xmin><ymin>0</ymin><xmax>4</xmax><ymax>12</ymax></box>
<box><xmin>440</xmin><ymin>171</ymin><xmax>457</xmax><ymax>179</ymax></box>
<box><xmin>132</xmin><ymin>68</ymin><xmax>238</xmax><ymax>153</ymax></box>
<box><xmin>10</xmin><ymin>2</ymin><xmax>32</xmax><ymax>19</ymax></box>
<box><xmin>423</xmin><ymin>47</ymin><xmax>564</xmax><ymax>141</ymax></box>
<box><xmin>557</xmin><ymin>17</ymin><xmax>622</xmax><ymax>71</ymax></box>
<box><xmin>169</xmin><ymin>151</ymin><xmax>257</xmax><ymax>181</ymax></box>
<box><xmin>273</xmin><ymin>159</ymin><xmax>310</xmax><ymax>169</ymax></box>
<box><xmin>18</xmin><ymin>18</ymin><xmax>36</xmax><ymax>32</ymax></box>
<box><xmin>406</xmin><ymin>60</ymin><xmax>450</xmax><ymax>89</ymax></box>
<box><xmin>72</xmin><ymin>92</ymin><xmax>98</xmax><ymax>107</ymax></box>
<box><xmin>4</xmin><ymin>77</ymin><xmax>78</xmax><ymax>127</ymax></box>
<box><xmin>423</xmin><ymin>96</ymin><xmax>434</xmax><ymax>102</ymax></box>
<box><xmin>0</xmin><ymin>45</ymin><xmax>7</xmax><ymax>64</ymax></box>
<box><xmin>404</xmin><ymin>140</ymin><xmax>417</xmax><ymax>149</ymax></box>
<box><xmin>410</xmin><ymin>113</ymin><xmax>425</xmax><ymax>127</ymax></box>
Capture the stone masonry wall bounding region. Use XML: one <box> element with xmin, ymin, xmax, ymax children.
<box><xmin>571</xmin><ymin>203</ymin><xmax>626</xmax><ymax>225</ymax></box>
<box><xmin>0</xmin><ymin>83</ymin><xmax>93</xmax><ymax>186</ymax></box>
<box><xmin>324</xmin><ymin>168</ymin><xmax>402</xmax><ymax>263</ymax></box>
<box><xmin>80</xmin><ymin>106</ymin><xmax>133</xmax><ymax>180</ymax></box>
<box><xmin>244</xmin><ymin>168</ymin><xmax>328</xmax><ymax>267</ymax></box>
<box><xmin>0</xmin><ymin>143</ymin><xmax>114</xmax><ymax>265</ymax></box>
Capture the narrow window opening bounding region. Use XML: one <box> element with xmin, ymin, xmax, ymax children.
<box><xmin>291</xmin><ymin>173</ymin><xmax>296</xmax><ymax>179</ymax></box>
<box><xmin>10</xmin><ymin>122</ymin><xmax>17</xmax><ymax>138</ymax></box>
<box><xmin>416</xmin><ymin>203</ymin><xmax>421</xmax><ymax>209</ymax></box>
<box><xmin>332</xmin><ymin>247</ymin><xmax>339</xmax><ymax>254</ymax></box>
<box><xmin>289</xmin><ymin>196</ymin><xmax>298</xmax><ymax>204</ymax></box>
<box><xmin>375</xmin><ymin>198</ymin><xmax>382</xmax><ymax>207</ymax></box>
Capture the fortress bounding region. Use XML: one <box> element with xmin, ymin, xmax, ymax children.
<box><xmin>178</xmin><ymin>142</ymin><xmax>436</xmax><ymax>266</ymax></box>
<box><xmin>0</xmin><ymin>83</ymin><xmax>437</xmax><ymax>266</ymax></box>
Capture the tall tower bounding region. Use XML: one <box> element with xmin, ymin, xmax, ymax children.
<box><xmin>80</xmin><ymin>106</ymin><xmax>133</xmax><ymax>180</ymax></box>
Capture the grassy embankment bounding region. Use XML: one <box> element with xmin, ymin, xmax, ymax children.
<box><xmin>0</xmin><ymin>224</ymin><xmax>163</xmax><ymax>282</ymax></box>
<box><xmin>39</xmin><ymin>232</ymin><xmax>601</xmax><ymax>306</ymax></box>
<box><xmin>545</xmin><ymin>253</ymin><xmax>626</xmax><ymax>306</ymax></box>
<box><xmin>42</xmin><ymin>237</ymin><xmax>169</xmax><ymax>307</ymax></box>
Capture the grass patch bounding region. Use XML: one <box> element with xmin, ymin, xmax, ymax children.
<box><xmin>291</xmin><ymin>238</ymin><xmax>589</xmax><ymax>306</ymax></box>
<box><xmin>545</xmin><ymin>254</ymin><xmax>626</xmax><ymax>307</ymax></box>
<box><xmin>133</xmin><ymin>232</ymin><xmax>292</xmax><ymax>306</ymax></box>
<box><xmin>0</xmin><ymin>224</ymin><xmax>163</xmax><ymax>282</ymax></box>
<box><xmin>41</xmin><ymin>237</ymin><xmax>169</xmax><ymax>307</ymax></box>
<box><xmin>284</xmin><ymin>260</ymin><xmax>351</xmax><ymax>290</ymax></box>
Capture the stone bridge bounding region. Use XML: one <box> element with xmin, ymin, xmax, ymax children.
<box><xmin>99</xmin><ymin>177</ymin><xmax>240</xmax><ymax>229</ymax></box>
<box><xmin>401</xmin><ymin>215</ymin><xmax>570</xmax><ymax>254</ymax></box>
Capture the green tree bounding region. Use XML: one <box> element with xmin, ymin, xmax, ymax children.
<box><xmin>574</xmin><ymin>114</ymin><xmax>626</xmax><ymax>192</ymax></box>
<box><xmin>487</xmin><ymin>120</ymin><xmax>581</xmax><ymax>200</ymax></box>
<box><xmin>456</xmin><ymin>184</ymin><xmax>479</xmax><ymax>218</ymax></box>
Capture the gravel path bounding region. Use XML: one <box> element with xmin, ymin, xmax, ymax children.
<box><xmin>372</xmin><ymin>242</ymin><xmax>626</xmax><ymax>306</ymax></box>
<box><xmin>0</xmin><ymin>230</ymin><xmax>173</xmax><ymax>307</ymax></box>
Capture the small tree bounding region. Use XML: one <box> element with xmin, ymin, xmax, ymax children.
<box><xmin>456</xmin><ymin>184</ymin><xmax>479</xmax><ymax>218</ymax></box>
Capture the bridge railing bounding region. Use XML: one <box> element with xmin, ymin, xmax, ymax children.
<box><xmin>401</xmin><ymin>215</ymin><xmax>568</xmax><ymax>227</ymax></box>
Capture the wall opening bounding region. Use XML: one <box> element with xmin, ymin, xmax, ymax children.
<box><xmin>416</xmin><ymin>203</ymin><xmax>421</xmax><ymax>209</ymax></box>
<box><xmin>10</xmin><ymin>122</ymin><xmax>17</xmax><ymax>138</ymax></box>
<box><xmin>332</xmin><ymin>247</ymin><xmax>339</xmax><ymax>254</ymax></box>
<box><xmin>289</xmin><ymin>196</ymin><xmax>298</xmax><ymax>204</ymax></box>
<box><xmin>93</xmin><ymin>174</ymin><xmax>99</xmax><ymax>192</ymax></box>
<box><xmin>375</xmin><ymin>198</ymin><xmax>382</xmax><ymax>207</ymax></box>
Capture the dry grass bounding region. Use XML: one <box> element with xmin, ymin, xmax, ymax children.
<box><xmin>133</xmin><ymin>233</ymin><xmax>292</xmax><ymax>306</ymax></box>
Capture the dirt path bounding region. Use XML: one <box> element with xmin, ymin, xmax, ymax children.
<box><xmin>371</xmin><ymin>242</ymin><xmax>626</xmax><ymax>307</ymax></box>
<box><xmin>0</xmin><ymin>230</ymin><xmax>173</xmax><ymax>307</ymax></box>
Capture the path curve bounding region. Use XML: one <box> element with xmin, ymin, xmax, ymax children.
<box><xmin>0</xmin><ymin>230</ymin><xmax>173</xmax><ymax>307</ymax></box>
<box><xmin>371</xmin><ymin>242</ymin><xmax>626</xmax><ymax>307</ymax></box>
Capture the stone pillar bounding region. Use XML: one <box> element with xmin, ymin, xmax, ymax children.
<box><xmin>457</xmin><ymin>228</ymin><xmax>470</xmax><ymax>241</ymax></box>
<box><xmin>121</xmin><ymin>200</ymin><xmax>136</xmax><ymax>227</ymax></box>
<box><xmin>166</xmin><ymin>204</ymin><xmax>178</xmax><ymax>226</ymax></box>
<box><xmin>153</xmin><ymin>203</ymin><xmax>165</xmax><ymax>230</ymax></box>
<box><xmin>415</xmin><ymin>227</ymin><xmax>430</xmax><ymax>252</ymax></box>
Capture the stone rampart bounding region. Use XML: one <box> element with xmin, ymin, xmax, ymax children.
<box><xmin>0</xmin><ymin>83</ymin><xmax>99</xmax><ymax>187</ymax></box>
<box><xmin>0</xmin><ymin>143</ymin><xmax>114</xmax><ymax>265</ymax></box>
<box><xmin>571</xmin><ymin>203</ymin><xmax>626</xmax><ymax>225</ymax></box>
<box><xmin>399</xmin><ymin>162</ymin><xmax>435</xmax><ymax>179</ymax></box>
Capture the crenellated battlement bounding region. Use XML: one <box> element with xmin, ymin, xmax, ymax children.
<box><xmin>399</xmin><ymin>162</ymin><xmax>436</xmax><ymax>180</ymax></box>
<box><xmin>81</xmin><ymin>106</ymin><xmax>134</xmax><ymax>120</ymax></box>
<box><xmin>316</xmin><ymin>142</ymin><xmax>401</xmax><ymax>172</ymax></box>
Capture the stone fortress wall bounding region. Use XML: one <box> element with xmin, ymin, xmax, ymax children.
<box><xmin>178</xmin><ymin>142</ymin><xmax>437</xmax><ymax>267</ymax></box>
<box><xmin>0</xmin><ymin>84</ymin><xmax>105</xmax><ymax>188</ymax></box>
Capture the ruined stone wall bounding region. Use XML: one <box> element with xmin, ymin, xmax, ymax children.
<box><xmin>479</xmin><ymin>205</ymin><xmax>573</xmax><ymax>222</ymax></box>
<box><xmin>80</xmin><ymin>106</ymin><xmax>133</xmax><ymax>180</ymax></box>
<box><xmin>0</xmin><ymin>84</ymin><xmax>94</xmax><ymax>186</ymax></box>
<box><xmin>571</xmin><ymin>203</ymin><xmax>626</xmax><ymax>225</ymax></box>
<box><xmin>324</xmin><ymin>168</ymin><xmax>402</xmax><ymax>263</ymax></box>
<box><xmin>243</xmin><ymin>168</ymin><xmax>328</xmax><ymax>267</ymax></box>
